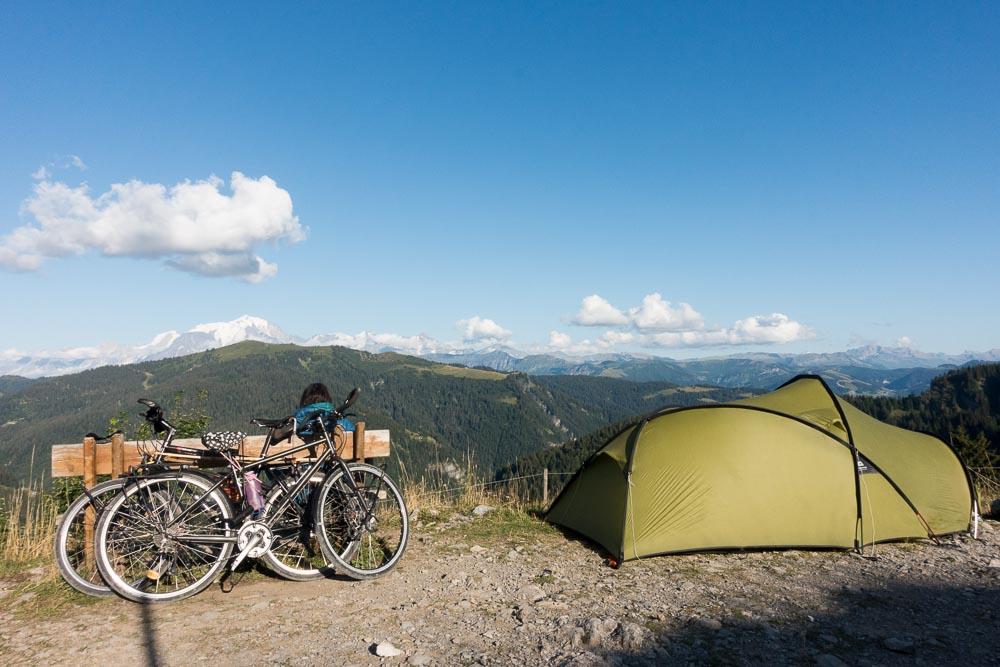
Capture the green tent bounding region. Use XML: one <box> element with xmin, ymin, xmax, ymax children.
<box><xmin>546</xmin><ymin>375</ymin><xmax>976</xmax><ymax>562</ymax></box>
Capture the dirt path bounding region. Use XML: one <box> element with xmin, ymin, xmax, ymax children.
<box><xmin>2</xmin><ymin>512</ymin><xmax>999</xmax><ymax>666</ymax></box>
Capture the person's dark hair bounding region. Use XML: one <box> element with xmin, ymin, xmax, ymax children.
<box><xmin>299</xmin><ymin>382</ymin><xmax>333</xmax><ymax>407</ymax></box>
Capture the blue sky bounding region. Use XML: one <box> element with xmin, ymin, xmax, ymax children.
<box><xmin>1</xmin><ymin>2</ymin><xmax>998</xmax><ymax>356</ymax></box>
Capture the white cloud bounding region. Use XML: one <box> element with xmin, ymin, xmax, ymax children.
<box><xmin>457</xmin><ymin>316</ymin><xmax>512</xmax><ymax>342</ymax></box>
<box><xmin>896</xmin><ymin>336</ymin><xmax>915</xmax><ymax>349</ymax></box>
<box><xmin>572</xmin><ymin>294</ymin><xmax>629</xmax><ymax>326</ymax></box>
<box><xmin>0</xmin><ymin>170</ymin><xmax>303</xmax><ymax>282</ymax></box>
<box><xmin>628</xmin><ymin>293</ymin><xmax>704</xmax><ymax>331</ymax></box>
<box><xmin>548</xmin><ymin>330</ymin><xmax>573</xmax><ymax>350</ymax></box>
<box><xmin>598</xmin><ymin>330</ymin><xmax>635</xmax><ymax>347</ymax></box>
<box><xmin>729</xmin><ymin>313</ymin><xmax>812</xmax><ymax>344</ymax></box>
<box><xmin>639</xmin><ymin>313</ymin><xmax>814</xmax><ymax>348</ymax></box>
<box><xmin>69</xmin><ymin>155</ymin><xmax>87</xmax><ymax>170</ymax></box>
<box><xmin>31</xmin><ymin>166</ymin><xmax>51</xmax><ymax>181</ymax></box>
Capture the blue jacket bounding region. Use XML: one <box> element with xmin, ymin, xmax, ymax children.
<box><xmin>294</xmin><ymin>401</ymin><xmax>355</xmax><ymax>438</ymax></box>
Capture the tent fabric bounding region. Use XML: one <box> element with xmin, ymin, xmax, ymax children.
<box><xmin>546</xmin><ymin>375</ymin><xmax>975</xmax><ymax>561</ymax></box>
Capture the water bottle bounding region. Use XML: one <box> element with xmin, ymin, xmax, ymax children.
<box><xmin>244</xmin><ymin>471</ymin><xmax>265</xmax><ymax>517</ymax></box>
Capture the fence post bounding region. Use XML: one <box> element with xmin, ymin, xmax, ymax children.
<box><xmin>543</xmin><ymin>467</ymin><xmax>549</xmax><ymax>507</ymax></box>
<box><xmin>82</xmin><ymin>435</ymin><xmax>97</xmax><ymax>572</ymax></box>
<box><xmin>354</xmin><ymin>421</ymin><xmax>367</xmax><ymax>463</ymax></box>
<box><xmin>111</xmin><ymin>432</ymin><xmax>125</xmax><ymax>479</ymax></box>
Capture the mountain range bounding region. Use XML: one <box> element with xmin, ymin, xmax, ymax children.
<box><xmin>3</xmin><ymin>315</ymin><xmax>998</xmax><ymax>396</ymax></box>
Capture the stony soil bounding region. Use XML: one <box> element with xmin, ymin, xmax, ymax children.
<box><xmin>2</xmin><ymin>510</ymin><xmax>999</xmax><ymax>666</ymax></box>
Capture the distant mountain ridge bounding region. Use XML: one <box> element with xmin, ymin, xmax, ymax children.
<box><xmin>2</xmin><ymin>315</ymin><xmax>997</xmax><ymax>396</ymax></box>
<box><xmin>427</xmin><ymin>349</ymin><xmax>996</xmax><ymax>396</ymax></box>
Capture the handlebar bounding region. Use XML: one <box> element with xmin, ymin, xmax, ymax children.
<box><xmin>137</xmin><ymin>398</ymin><xmax>171</xmax><ymax>434</ymax></box>
<box><xmin>336</xmin><ymin>387</ymin><xmax>360</xmax><ymax>415</ymax></box>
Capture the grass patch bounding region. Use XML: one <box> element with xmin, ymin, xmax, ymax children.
<box><xmin>4</xmin><ymin>571</ymin><xmax>107</xmax><ymax>621</ymax></box>
<box><xmin>402</xmin><ymin>363</ymin><xmax>505</xmax><ymax>381</ymax></box>
<box><xmin>440</xmin><ymin>507</ymin><xmax>558</xmax><ymax>547</ymax></box>
<box><xmin>533</xmin><ymin>571</ymin><xmax>556</xmax><ymax>585</ymax></box>
<box><xmin>642</xmin><ymin>386</ymin><xmax>715</xmax><ymax>399</ymax></box>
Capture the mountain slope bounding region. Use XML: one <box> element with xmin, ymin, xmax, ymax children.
<box><xmin>0</xmin><ymin>342</ymin><xmax>742</xmax><ymax>487</ymax></box>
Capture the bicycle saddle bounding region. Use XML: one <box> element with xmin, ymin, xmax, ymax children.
<box><xmin>201</xmin><ymin>431</ymin><xmax>246</xmax><ymax>452</ymax></box>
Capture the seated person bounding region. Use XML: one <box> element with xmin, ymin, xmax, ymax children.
<box><xmin>295</xmin><ymin>383</ymin><xmax>355</xmax><ymax>454</ymax></box>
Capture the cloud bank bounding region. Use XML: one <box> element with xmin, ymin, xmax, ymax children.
<box><xmin>561</xmin><ymin>293</ymin><xmax>814</xmax><ymax>351</ymax></box>
<box><xmin>0</xmin><ymin>169</ymin><xmax>303</xmax><ymax>282</ymax></box>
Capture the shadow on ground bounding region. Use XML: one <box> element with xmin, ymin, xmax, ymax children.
<box><xmin>599</xmin><ymin>580</ymin><xmax>1000</xmax><ymax>666</ymax></box>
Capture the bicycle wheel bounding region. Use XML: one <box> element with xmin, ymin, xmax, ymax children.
<box><xmin>259</xmin><ymin>472</ymin><xmax>331</xmax><ymax>581</ymax></box>
<box><xmin>53</xmin><ymin>478</ymin><xmax>125</xmax><ymax>597</ymax></box>
<box><xmin>313</xmin><ymin>463</ymin><xmax>408</xmax><ymax>580</ymax></box>
<box><xmin>95</xmin><ymin>472</ymin><xmax>234</xmax><ymax>603</ymax></box>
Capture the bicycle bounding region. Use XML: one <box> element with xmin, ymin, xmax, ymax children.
<box><xmin>54</xmin><ymin>399</ymin><xmax>251</xmax><ymax>596</ymax></box>
<box><xmin>54</xmin><ymin>398</ymin><xmax>323</xmax><ymax>595</ymax></box>
<box><xmin>93</xmin><ymin>388</ymin><xmax>409</xmax><ymax>603</ymax></box>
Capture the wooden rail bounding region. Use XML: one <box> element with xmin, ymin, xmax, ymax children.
<box><xmin>51</xmin><ymin>424</ymin><xmax>389</xmax><ymax>478</ymax></box>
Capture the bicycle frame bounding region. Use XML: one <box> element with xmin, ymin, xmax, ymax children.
<box><xmin>131</xmin><ymin>414</ymin><xmax>370</xmax><ymax>547</ymax></box>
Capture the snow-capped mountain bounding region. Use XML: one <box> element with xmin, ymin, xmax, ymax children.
<box><xmin>143</xmin><ymin>316</ymin><xmax>295</xmax><ymax>361</ymax></box>
<box><xmin>0</xmin><ymin>316</ymin><xmax>297</xmax><ymax>377</ymax></box>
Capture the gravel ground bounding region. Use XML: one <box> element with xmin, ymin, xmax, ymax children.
<box><xmin>2</xmin><ymin>510</ymin><xmax>998</xmax><ymax>666</ymax></box>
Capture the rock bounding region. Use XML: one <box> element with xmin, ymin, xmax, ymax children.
<box><xmin>472</xmin><ymin>505</ymin><xmax>494</xmax><ymax>516</ymax></box>
<box><xmin>815</xmin><ymin>654</ymin><xmax>848</xmax><ymax>667</ymax></box>
<box><xmin>562</xmin><ymin>651</ymin><xmax>608</xmax><ymax>666</ymax></box>
<box><xmin>374</xmin><ymin>642</ymin><xmax>404</xmax><ymax>658</ymax></box>
<box><xmin>883</xmin><ymin>637</ymin><xmax>915</xmax><ymax>654</ymax></box>
<box><xmin>693</xmin><ymin>618</ymin><xmax>722</xmax><ymax>631</ymax></box>
<box><xmin>987</xmin><ymin>558</ymin><xmax>1000</xmax><ymax>569</ymax></box>
<box><xmin>470</xmin><ymin>545</ymin><xmax>487</xmax><ymax>554</ymax></box>
<box><xmin>407</xmin><ymin>656</ymin><xmax>432</xmax><ymax>666</ymax></box>
<box><xmin>616</xmin><ymin>622</ymin><xmax>654</xmax><ymax>651</ymax></box>
<box><xmin>517</xmin><ymin>584</ymin><xmax>547</xmax><ymax>603</ymax></box>
<box><xmin>582</xmin><ymin>617</ymin><xmax>619</xmax><ymax>647</ymax></box>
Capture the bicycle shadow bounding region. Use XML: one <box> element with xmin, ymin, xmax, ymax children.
<box><xmin>139</xmin><ymin>599</ymin><xmax>161</xmax><ymax>667</ymax></box>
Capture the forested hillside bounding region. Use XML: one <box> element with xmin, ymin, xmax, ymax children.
<box><xmin>0</xmin><ymin>375</ymin><xmax>36</xmax><ymax>399</ymax></box>
<box><xmin>848</xmin><ymin>363</ymin><xmax>1000</xmax><ymax>467</ymax></box>
<box><xmin>0</xmin><ymin>342</ymin><xmax>743</xmax><ymax>487</ymax></box>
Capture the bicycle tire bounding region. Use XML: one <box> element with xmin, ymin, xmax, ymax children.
<box><xmin>95</xmin><ymin>472</ymin><xmax>235</xmax><ymax>603</ymax></box>
<box><xmin>259</xmin><ymin>473</ymin><xmax>331</xmax><ymax>581</ymax></box>
<box><xmin>313</xmin><ymin>463</ymin><xmax>408</xmax><ymax>580</ymax></box>
<box><xmin>53</xmin><ymin>478</ymin><xmax>125</xmax><ymax>597</ymax></box>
